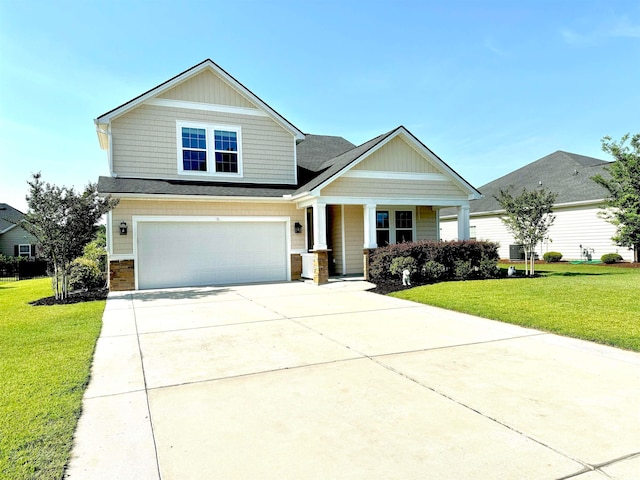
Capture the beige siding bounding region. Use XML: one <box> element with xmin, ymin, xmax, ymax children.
<box><xmin>353</xmin><ymin>137</ymin><xmax>442</xmax><ymax>173</ymax></box>
<box><xmin>320</xmin><ymin>177</ymin><xmax>465</xmax><ymax>199</ymax></box>
<box><xmin>158</xmin><ymin>70</ymin><xmax>256</xmax><ymax>108</ymax></box>
<box><xmin>328</xmin><ymin>205</ymin><xmax>344</xmax><ymax>275</ymax></box>
<box><xmin>111</xmin><ymin>199</ymin><xmax>305</xmax><ymax>255</ymax></box>
<box><xmin>111</xmin><ymin>104</ymin><xmax>295</xmax><ymax>184</ymax></box>
<box><xmin>416</xmin><ymin>206</ymin><xmax>437</xmax><ymax>240</ymax></box>
<box><xmin>343</xmin><ymin>205</ymin><xmax>364</xmax><ymax>274</ymax></box>
<box><xmin>440</xmin><ymin>204</ymin><xmax>634</xmax><ymax>261</ymax></box>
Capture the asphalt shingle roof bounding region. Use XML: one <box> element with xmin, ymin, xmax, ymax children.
<box><xmin>441</xmin><ymin>151</ymin><xmax>611</xmax><ymax>217</ymax></box>
<box><xmin>0</xmin><ymin>203</ymin><xmax>26</xmax><ymax>233</ymax></box>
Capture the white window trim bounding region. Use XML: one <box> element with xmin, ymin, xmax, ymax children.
<box><xmin>176</xmin><ymin>121</ymin><xmax>243</xmax><ymax>178</ymax></box>
<box><xmin>18</xmin><ymin>244</ymin><xmax>31</xmax><ymax>257</ymax></box>
<box><xmin>376</xmin><ymin>207</ymin><xmax>416</xmax><ymax>245</ymax></box>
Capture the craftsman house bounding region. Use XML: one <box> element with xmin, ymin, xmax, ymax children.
<box><xmin>96</xmin><ymin>59</ymin><xmax>481</xmax><ymax>290</ymax></box>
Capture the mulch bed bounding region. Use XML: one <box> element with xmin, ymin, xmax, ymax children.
<box><xmin>30</xmin><ymin>288</ymin><xmax>109</xmax><ymax>306</ymax></box>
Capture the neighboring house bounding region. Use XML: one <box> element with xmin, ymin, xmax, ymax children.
<box><xmin>440</xmin><ymin>151</ymin><xmax>634</xmax><ymax>262</ymax></box>
<box><xmin>0</xmin><ymin>203</ymin><xmax>38</xmax><ymax>258</ymax></box>
<box><xmin>95</xmin><ymin>59</ymin><xmax>481</xmax><ymax>291</ymax></box>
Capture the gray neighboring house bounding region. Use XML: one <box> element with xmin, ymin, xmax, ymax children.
<box><xmin>0</xmin><ymin>203</ymin><xmax>38</xmax><ymax>258</ymax></box>
<box><xmin>440</xmin><ymin>151</ymin><xmax>635</xmax><ymax>262</ymax></box>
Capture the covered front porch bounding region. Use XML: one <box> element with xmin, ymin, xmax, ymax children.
<box><xmin>298</xmin><ymin>202</ymin><xmax>472</xmax><ymax>284</ymax></box>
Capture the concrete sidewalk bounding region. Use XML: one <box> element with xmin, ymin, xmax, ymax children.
<box><xmin>65</xmin><ymin>280</ymin><xmax>640</xmax><ymax>479</ymax></box>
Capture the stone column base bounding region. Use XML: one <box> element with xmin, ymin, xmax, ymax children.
<box><xmin>290</xmin><ymin>253</ymin><xmax>302</xmax><ymax>281</ymax></box>
<box><xmin>313</xmin><ymin>250</ymin><xmax>329</xmax><ymax>285</ymax></box>
<box><xmin>363</xmin><ymin>248</ymin><xmax>375</xmax><ymax>281</ymax></box>
<box><xmin>109</xmin><ymin>259</ymin><xmax>135</xmax><ymax>291</ymax></box>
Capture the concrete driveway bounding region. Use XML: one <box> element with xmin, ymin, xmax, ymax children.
<box><xmin>65</xmin><ymin>280</ymin><xmax>640</xmax><ymax>479</ymax></box>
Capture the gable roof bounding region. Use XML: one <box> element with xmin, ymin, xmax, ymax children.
<box><xmin>94</xmin><ymin>59</ymin><xmax>305</xmax><ymax>147</ymax></box>
<box><xmin>441</xmin><ymin>151</ymin><xmax>611</xmax><ymax>217</ymax></box>
<box><xmin>293</xmin><ymin>126</ymin><xmax>482</xmax><ymax>198</ymax></box>
<box><xmin>0</xmin><ymin>203</ymin><xmax>26</xmax><ymax>234</ymax></box>
<box><xmin>296</xmin><ymin>134</ymin><xmax>356</xmax><ymax>172</ymax></box>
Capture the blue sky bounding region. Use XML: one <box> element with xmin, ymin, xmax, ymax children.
<box><xmin>1</xmin><ymin>0</ymin><xmax>639</xmax><ymax>212</ymax></box>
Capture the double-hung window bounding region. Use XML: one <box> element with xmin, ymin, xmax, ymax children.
<box><xmin>375</xmin><ymin>209</ymin><xmax>414</xmax><ymax>246</ymax></box>
<box><xmin>18</xmin><ymin>244</ymin><xmax>31</xmax><ymax>257</ymax></box>
<box><xmin>178</xmin><ymin>122</ymin><xmax>242</xmax><ymax>176</ymax></box>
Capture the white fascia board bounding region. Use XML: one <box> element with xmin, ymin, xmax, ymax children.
<box><xmin>146</xmin><ymin>98</ymin><xmax>268</xmax><ymax>117</ymax></box>
<box><xmin>0</xmin><ymin>224</ymin><xmax>17</xmax><ymax>235</ymax></box>
<box><xmin>108</xmin><ymin>193</ymin><xmax>294</xmax><ymax>203</ymax></box>
<box><xmin>296</xmin><ymin>196</ymin><xmax>470</xmax><ymax>208</ymax></box>
<box><xmin>441</xmin><ymin>198</ymin><xmax>607</xmax><ymax>220</ymax></box>
<box><xmin>133</xmin><ymin>215</ymin><xmax>291</xmax><ymax>223</ymax></box>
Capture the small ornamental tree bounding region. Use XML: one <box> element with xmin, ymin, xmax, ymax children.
<box><xmin>592</xmin><ymin>133</ymin><xmax>640</xmax><ymax>262</ymax></box>
<box><xmin>495</xmin><ymin>186</ymin><xmax>557</xmax><ymax>276</ymax></box>
<box><xmin>21</xmin><ymin>173</ymin><xmax>118</xmax><ymax>300</ymax></box>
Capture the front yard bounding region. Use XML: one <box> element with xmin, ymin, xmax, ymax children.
<box><xmin>0</xmin><ymin>278</ymin><xmax>104</xmax><ymax>480</ymax></box>
<box><xmin>391</xmin><ymin>263</ymin><xmax>640</xmax><ymax>352</ymax></box>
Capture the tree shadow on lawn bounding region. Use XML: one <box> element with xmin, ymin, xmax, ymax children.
<box><xmin>537</xmin><ymin>270</ymin><xmax>624</xmax><ymax>277</ymax></box>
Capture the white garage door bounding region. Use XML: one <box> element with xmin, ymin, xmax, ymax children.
<box><xmin>136</xmin><ymin>220</ymin><xmax>288</xmax><ymax>289</ymax></box>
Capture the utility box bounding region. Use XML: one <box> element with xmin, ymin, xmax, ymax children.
<box><xmin>509</xmin><ymin>244</ymin><xmax>525</xmax><ymax>260</ymax></box>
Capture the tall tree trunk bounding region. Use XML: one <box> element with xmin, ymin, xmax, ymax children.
<box><xmin>523</xmin><ymin>249</ymin><xmax>529</xmax><ymax>276</ymax></box>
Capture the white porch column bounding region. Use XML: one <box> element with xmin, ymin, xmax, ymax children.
<box><xmin>312</xmin><ymin>203</ymin><xmax>328</xmax><ymax>250</ymax></box>
<box><xmin>457</xmin><ymin>205</ymin><xmax>470</xmax><ymax>240</ymax></box>
<box><xmin>363</xmin><ymin>204</ymin><xmax>378</xmax><ymax>249</ymax></box>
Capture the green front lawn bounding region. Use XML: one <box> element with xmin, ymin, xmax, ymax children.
<box><xmin>391</xmin><ymin>263</ymin><xmax>640</xmax><ymax>352</ymax></box>
<box><xmin>0</xmin><ymin>278</ymin><xmax>104</xmax><ymax>480</ymax></box>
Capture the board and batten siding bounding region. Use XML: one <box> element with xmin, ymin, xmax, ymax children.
<box><xmin>111</xmin><ymin>104</ymin><xmax>295</xmax><ymax>184</ymax></box>
<box><xmin>343</xmin><ymin>205</ymin><xmax>365</xmax><ymax>275</ymax></box>
<box><xmin>157</xmin><ymin>69</ymin><xmax>256</xmax><ymax>108</ymax></box>
<box><xmin>110</xmin><ymin>199</ymin><xmax>305</xmax><ymax>256</ymax></box>
<box><xmin>352</xmin><ymin>137</ymin><xmax>442</xmax><ymax>173</ymax></box>
<box><xmin>440</xmin><ymin>203</ymin><xmax>634</xmax><ymax>261</ymax></box>
<box><xmin>416</xmin><ymin>206</ymin><xmax>438</xmax><ymax>240</ymax></box>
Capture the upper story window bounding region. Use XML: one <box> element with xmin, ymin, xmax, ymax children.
<box><xmin>177</xmin><ymin>121</ymin><xmax>242</xmax><ymax>176</ymax></box>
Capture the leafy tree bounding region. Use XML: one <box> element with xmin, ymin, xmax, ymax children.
<box><xmin>495</xmin><ymin>187</ymin><xmax>557</xmax><ymax>276</ymax></box>
<box><xmin>21</xmin><ymin>173</ymin><xmax>118</xmax><ymax>300</ymax></box>
<box><xmin>592</xmin><ymin>133</ymin><xmax>640</xmax><ymax>263</ymax></box>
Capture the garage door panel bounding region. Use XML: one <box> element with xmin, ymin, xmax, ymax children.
<box><xmin>137</xmin><ymin>221</ymin><xmax>287</xmax><ymax>289</ymax></box>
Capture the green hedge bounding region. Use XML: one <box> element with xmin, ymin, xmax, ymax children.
<box><xmin>369</xmin><ymin>240</ymin><xmax>500</xmax><ymax>285</ymax></box>
<box><xmin>543</xmin><ymin>251</ymin><xmax>563</xmax><ymax>263</ymax></box>
<box><xmin>601</xmin><ymin>253</ymin><xmax>623</xmax><ymax>264</ymax></box>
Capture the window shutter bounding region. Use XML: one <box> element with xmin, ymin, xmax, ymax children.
<box><xmin>31</xmin><ymin>245</ymin><xmax>36</xmax><ymax>256</ymax></box>
<box><xmin>14</xmin><ymin>245</ymin><xmax>18</xmax><ymax>256</ymax></box>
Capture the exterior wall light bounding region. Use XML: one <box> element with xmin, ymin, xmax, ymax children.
<box><xmin>119</xmin><ymin>221</ymin><xmax>128</xmax><ymax>235</ymax></box>
<box><xmin>294</xmin><ymin>222</ymin><xmax>303</xmax><ymax>234</ymax></box>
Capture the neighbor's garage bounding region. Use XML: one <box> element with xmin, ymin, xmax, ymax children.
<box><xmin>136</xmin><ymin>220</ymin><xmax>288</xmax><ymax>289</ymax></box>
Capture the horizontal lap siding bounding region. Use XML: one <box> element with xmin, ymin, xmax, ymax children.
<box><xmin>440</xmin><ymin>204</ymin><xmax>633</xmax><ymax>261</ymax></box>
<box><xmin>111</xmin><ymin>104</ymin><xmax>295</xmax><ymax>184</ymax></box>
<box><xmin>353</xmin><ymin>137</ymin><xmax>441</xmax><ymax>173</ymax></box>
<box><xmin>111</xmin><ymin>199</ymin><xmax>304</xmax><ymax>255</ymax></box>
<box><xmin>320</xmin><ymin>177</ymin><xmax>464</xmax><ymax>199</ymax></box>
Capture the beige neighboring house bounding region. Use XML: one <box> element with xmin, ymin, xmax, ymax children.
<box><xmin>0</xmin><ymin>203</ymin><xmax>38</xmax><ymax>258</ymax></box>
<box><xmin>96</xmin><ymin>59</ymin><xmax>481</xmax><ymax>291</ymax></box>
<box><xmin>440</xmin><ymin>151</ymin><xmax>634</xmax><ymax>262</ymax></box>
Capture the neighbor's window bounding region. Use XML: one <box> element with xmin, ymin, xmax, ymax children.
<box><xmin>178</xmin><ymin>122</ymin><xmax>242</xmax><ymax>176</ymax></box>
<box><xmin>18</xmin><ymin>244</ymin><xmax>31</xmax><ymax>257</ymax></box>
<box><xmin>470</xmin><ymin>226</ymin><xmax>477</xmax><ymax>240</ymax></box>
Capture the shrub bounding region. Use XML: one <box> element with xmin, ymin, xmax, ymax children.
<box><xmin>421</xmin><ymin>260</ymin><xmax>446</xmax><ymax>281</ymax></box>
<box><xmin>369</xmin><ymin>240</ymin><xmax>500</xmax><ymax>285</ymax></box>
<box><xmin>601</xmin><ymin>253</ymin><xmax>623</xmax><ymax>264</ymax></box>
<box><xmin>389</xmin><ymin>256</ymin><xmax>418</xmax><ymax>277</ymax></box>
<box><xmin>69</xmin><ymin>258</ymin><xmax>105</xmax><ymax>290</ymax></box>
<box><xmin>453</xmin><ymin>260</ymin><xmax>473</xmax><ymax>280</ymax></box>
<box><xmin>543</xmin><ymin>251</ymin><xmax>563</xmax><ymax>263</ymax></box>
